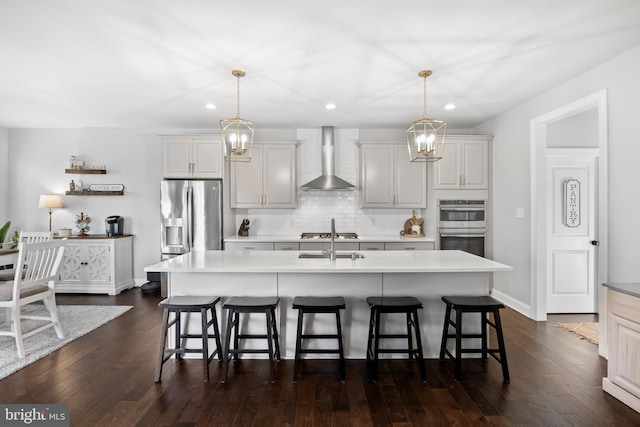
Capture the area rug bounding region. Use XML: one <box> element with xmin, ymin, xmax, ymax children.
<box><xmin>556</xmin><ymin>322</ymin><xmax>599</xmax><ymax>345</ymax></box>
<box><xmin>0</xmin><ymin>304</ymin><xmax>132</xmax><ymax>380</ymax></box>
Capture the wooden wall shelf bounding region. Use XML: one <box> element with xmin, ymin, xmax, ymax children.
<box><xmin>65</xmin><ymin>190</ymin><xmax>124</xmax><ymax>196</ymax></box>
<box><xmin>65</xmin><ymin>169</ymin><xmax>107</xmax><ymax>174</ymax></box>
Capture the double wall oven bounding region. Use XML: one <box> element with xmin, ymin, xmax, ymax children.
<box><xmin>438</xmin><ymin>199</ymin><xmax>487</xmax><ymax>257</ymax></box>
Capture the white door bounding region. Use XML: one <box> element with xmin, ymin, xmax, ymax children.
<box><xmin>546</xmin><ymin>152</ymin><xmax>598</xmax><ymax>313</ymax></box>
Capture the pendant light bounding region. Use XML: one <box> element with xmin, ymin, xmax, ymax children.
<box><xmin>221</xmin><ymin>70</ymin><xmax>254</xmax><ymax>162</ymax></box>
<box><xmin>406</xmin><ymin>70</ymin><xmax>447</xmax><ymax>162</ymax></box>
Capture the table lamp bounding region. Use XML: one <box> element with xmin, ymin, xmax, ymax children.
<box><xmin>38</xmin><ymin>194</ymin><xmax>64</xmax><ymax>232</ymax></box>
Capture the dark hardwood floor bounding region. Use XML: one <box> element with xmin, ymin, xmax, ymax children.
<box><xmin>1</xmin><ymin>289</ymin><xmax>639</xmax><ymax>426</ymax></box>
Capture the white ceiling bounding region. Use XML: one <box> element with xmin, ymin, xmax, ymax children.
<box><xmin>1</xmin><ymin>0</ymin><xmax>639</xmax><ymax>130</ymax></box>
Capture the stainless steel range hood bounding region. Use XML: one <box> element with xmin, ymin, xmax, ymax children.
<box><xmin>300</xmin><ymin>126</ymin><xmax>356</xmax><ymax>191</ymax></box>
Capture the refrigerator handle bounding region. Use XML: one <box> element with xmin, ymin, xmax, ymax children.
<box><xmin>186</xmin><ymin>185</ymin><xmax>193</xmax><ymax>251</ymax></box>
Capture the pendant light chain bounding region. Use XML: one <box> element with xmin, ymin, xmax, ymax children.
<box><xmin>236</xmin><ymin>73</ymin><xmax>241</xmax><ymax>119</ymax></box>
<box><xmin>423</xmin><ymin>73</ymin><xmax>428</xmax><ymax>120</ymax></box>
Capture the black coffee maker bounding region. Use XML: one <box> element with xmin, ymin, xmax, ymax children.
<box><xmin>105</xmin><ymin>215</ymin><xmax>124</xmax><ymax>236</ymax></box>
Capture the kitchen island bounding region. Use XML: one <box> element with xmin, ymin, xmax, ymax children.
<box><xmin>145</xmin><ymin>250</ymin><xmax>512</xmax><ymax>359</ymax></box>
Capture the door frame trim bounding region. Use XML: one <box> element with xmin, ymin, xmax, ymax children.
<box><xmin>530</xmin><ymin>90</ymin><xmax>608</xmax><ymax>324</ymax></box>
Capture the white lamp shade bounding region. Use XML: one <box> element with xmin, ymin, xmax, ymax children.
<box><xmin>38</xmin><ymin>194</ymin><xmax>64</xmax><ymax>209</ymax></box>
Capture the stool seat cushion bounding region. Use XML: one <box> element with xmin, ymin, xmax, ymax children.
<box><xmin>223</xmin><ymin>296</ymin><xmax>279</xmax><ymax>309</ymax></box>
<box><xmin>293</xmin><ymin>296</ymin><xmax>345</xmax><ymax>309</ymax></box>
<box><xmin>441</xmin><ymin>295</ymin><xmax>504</xmax><ymax>309</ymax></box>
<box><xmin>366</xmin><ymin>296</ymin><xmax>422</xmax><ymax>309</ymax></box>
<box><xmin>158</xmin><ymin>295</ymin><xmax>220</xmax><ymax>309</ymax></box>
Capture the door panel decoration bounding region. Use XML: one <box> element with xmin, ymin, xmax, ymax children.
<box><xmin>564</xmin><ymin>179</ymin><xmax>580</xmax><ymax>228</ymax></box>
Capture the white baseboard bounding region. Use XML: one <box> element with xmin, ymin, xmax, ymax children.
<box><xmin>603</xmin><ymin>378</ymin><xmax>640</xmax><ymax>414</ymax></box>
<box><xmin>490</xmin><ymin>288</ymin><xmax>533</xmax><ymax>319</ymax></box>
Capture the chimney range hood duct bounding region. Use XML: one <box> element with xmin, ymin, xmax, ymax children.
<box><xmin>301</xmin><ymin>126</ymin><xmax>356</xmax><ymax>191</ymax></box>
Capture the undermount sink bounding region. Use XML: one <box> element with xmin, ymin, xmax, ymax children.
<box><xmin>298</xmin><ymin>252</ymin><xmax>365</xmax><ymax>260</ymax></box>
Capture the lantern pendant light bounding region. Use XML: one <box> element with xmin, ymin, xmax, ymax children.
<box><xmin>406</xmin><ymin>70</ymin><xmax>447</xmax><ymax>162</ymax></box>
<box><xmin>221</xmin><ymin>70</ymin><xmax>255</xmax><ymax>162</ymax></box>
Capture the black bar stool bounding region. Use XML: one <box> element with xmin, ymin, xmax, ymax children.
<box><xmin>439</xmin><ymin>295</ymin><xmax>510</xmax><ymax>382</ymax></box>
<box><xmin>366</xmin><ymin>296</ymin><xmax>426</xmax><ymax>382</ymax></box>
<box><xmin>221</xmin><ymin>296</ymin><xmax>280</xmax><ymax>383</ymax></box>
<box><xmin>154</xmin><ymin>295</ymin><xmax>222</xmax><ymax>383</ymax></box>
<box><xmin>292</xmin><ymin>296</ymin><xmax>346</xmax><ymax>382</ymax></box>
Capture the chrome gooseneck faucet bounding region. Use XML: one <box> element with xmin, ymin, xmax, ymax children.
<box><xmin>330</xmin><ymin>218</ymin><xmax>336</xmax><ymax>261</ymax></box>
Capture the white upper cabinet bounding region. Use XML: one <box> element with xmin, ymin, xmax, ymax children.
<box><xmin>162</xmin><ymin>136</ymin><xmax>223</xmax><ymax>179</ymax></box>
<box><xmin>433</xmin><ymin>136</ymin><xmax>490</xmax><ymax>189</ymax></box>
<box><xmin>360</xmin><ymin>142</ymin><xmax>427</xmax><ymax>208</ymax></box>
<box><xmin>230</xmin><ymin>142</ymin><xmax>297</xmax><ymax>208</ymax></box>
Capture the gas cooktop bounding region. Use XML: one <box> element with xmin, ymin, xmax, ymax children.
<box><xmin>300</xmin><ymin>232</ymin><xmax>359</xmax><ymax>239</ymax></box>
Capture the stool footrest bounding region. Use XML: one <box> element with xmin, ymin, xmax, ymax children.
<box><xmin>180</xmin><ymin>333</ymin><xmax>216</xmax><ymax>339</ymax></box>
<box><xmin>374</xmin><ymin>334</ymin><xmax>412</xmax><ymax>339</ymax></box>
<box><xmin>300</xmin><ymin>334</ymin><xmax>339</xmax><ymax>339</ymax></box>
<box><xmin>236</xmin><ymin>334</ymin><xmax>269</xmax><ymax>339</ymax></box>
<box><xmin>375</xmin><ymin>349</ymin><xmax>421</xmax><ymax>354</ymax></box>
<box><xmin>299</xmin><ymin>348</ymin><xmax>341</xmax><ymax>354</ymax></box>
<box><xmin>445</xmin><ymin>333</ymin><xmax>484</xmax><ymax>339</ymax></box>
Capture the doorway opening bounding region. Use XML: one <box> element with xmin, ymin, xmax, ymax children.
<box><xmin>530</xmin><ymin>90</ymin><xmax>608</xmax><ymax>325</ymax></box>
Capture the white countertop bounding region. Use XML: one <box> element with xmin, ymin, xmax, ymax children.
<box><xmin>145</xmin><ymin>249</ymin><xmax>511</xmax><ymax>274</ymax></box>
<box><xmin>224</xmin><ymin>234</ymin><xmax>436</xmax><ymax>243</ymax></box>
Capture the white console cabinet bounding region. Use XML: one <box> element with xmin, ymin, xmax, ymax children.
<box><xmin>57</xmin><ymin>236</ymin><xmax>134</xmax><ymax>295</ymax></box>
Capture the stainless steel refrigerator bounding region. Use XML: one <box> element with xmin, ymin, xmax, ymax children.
<box><xmin>160</xmin><ymin>180</ymin><xmax>222</xmax><ymax>259</ymax></box>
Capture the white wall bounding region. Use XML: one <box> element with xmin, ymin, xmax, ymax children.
<box><xmin>0</xmin><ymin>128</ymin><xmax>8</xmax><ymax>224</ymax></box>
<box><xmin>475</xmin><ymin>44</ymin><xmax>640</xmax><ymax>313</ymax></box>
<box><xmin>7</xmin><ymin>128</ymin><xmax>163</xmax><ymax>283</ymax></box>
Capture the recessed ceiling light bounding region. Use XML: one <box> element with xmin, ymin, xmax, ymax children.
<box><xmin>205</xmin><ymin>103</ymin><xmax>216</xmax><ymax>110</ymax></box>
<box><xmin>325</xmin><ymin>103</ymin><xmax>336</xmax><ymax>110</ymax></box>
<box><xmin>444</xmin><ymin>104</ymin><xmax>456</xmax><ymax>110</ymax></box>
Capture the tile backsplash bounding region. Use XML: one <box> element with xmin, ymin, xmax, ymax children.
<box><xmin>234</xmin><ymin>128</ymin><xmax>424</xmax><ymax>236</ymax></box>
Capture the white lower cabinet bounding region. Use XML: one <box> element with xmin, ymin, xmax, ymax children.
<box><xmin>224</xmin><ymin>240</ymin><xmax>435</xmax><ymax>251</ymax></box>
<box><xmin>384</xmin><ymin>242</ymin><xmax>435</xmax><ymax>250</ymax></box>
<box><xmin>57</xmin><ymin>236</ymin><xmax>134</xmax><ymax>295</ymax></box>
<box><xmin>224</xmin><ymin>242</ymin><xmax>274</xmax><ymax>251</ymax></box>
<box><xmin>299</xmin><ymin>242</ymin><xmax>360</xmax><ymax>251</ymax></box>
<box><xmin>274</xmin><ymin>242</ymin><xmax>300</xmax><ymax>251</ymax></box>
<box><xmin>603</xmin><ymin>289</ymin><xmax>640</xmax><ymax>413</ymax></box>
<box><xmin>359</xmin><ymin>242</ymin><xmax>385</xmax><ymax>251</ymax></box>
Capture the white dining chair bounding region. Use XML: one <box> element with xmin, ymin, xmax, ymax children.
<box><xmin>0</xmin><ymin>239</ymin><xmax>66</xmax><ymax>358</ymax></box>
<box><xmin>19</xmin><ymin>230</ymin><xmax>53</xmax><ymax>244</ymax></box>
<box><xmin>0</xmin><ymin>231</ymin><xmax>54</xmax><ymax>282</ymax></box>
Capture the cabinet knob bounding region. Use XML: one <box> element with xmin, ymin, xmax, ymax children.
<box><xmin>590</xmin><ymin>240</ymin><xmax>600</xmax><ymax>246</ymax></box>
